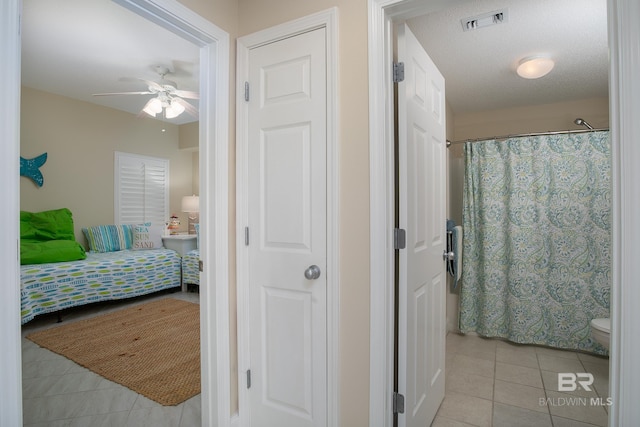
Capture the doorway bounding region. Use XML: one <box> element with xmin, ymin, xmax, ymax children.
<box><xmin>369</xmin><ymin>0</ymin><xmax>636</xmax><ymax>426</ymax></box>
<box><xmin>0</xmin><ymin>0</ymin><xmax>230</xmax><ymax>425</ymax></box>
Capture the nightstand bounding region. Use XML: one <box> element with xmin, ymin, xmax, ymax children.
<box><xmin>162</xmin><ymin>234</ymin><xmax>197</xmax><ymax>257</ymax></box>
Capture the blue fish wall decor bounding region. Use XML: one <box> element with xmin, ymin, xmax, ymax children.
<box><xmin>20</xmin><ymin>153</ymin><xmax>48</xmax><ymax>187</ymax></box>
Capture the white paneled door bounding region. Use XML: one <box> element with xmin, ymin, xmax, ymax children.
<box><xmin>397</xmin><ymin>23</ymin><xmax>447</xmax><ymax>427</ymax></box>
<box><xmin>246</xmin><ymin>27</ymin><xmax>327</xmax><ymax>427</ymax></box>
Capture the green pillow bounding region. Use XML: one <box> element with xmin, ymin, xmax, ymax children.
<box><xmin>20</xmin><ymin>208</ymin><xmax>75</xmax><ymax>241</ymax></box>
<box><xmin>20</xmin><ymin>240</ymin><xmax>86</xmax><ymax>265</ymax></box>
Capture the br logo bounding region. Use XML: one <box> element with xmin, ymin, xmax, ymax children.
<box><xmin>558</xmin><ymin>373</ymin><xmax>594</xmax><ymax>392</ymax></box>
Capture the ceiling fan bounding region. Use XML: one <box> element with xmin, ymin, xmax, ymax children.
<box><xmin>93</xmin><ymin>66</ymin><xmax>199</xmax><ymax>119</ymax></box>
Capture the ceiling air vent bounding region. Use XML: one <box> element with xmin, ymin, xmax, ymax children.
<box><xmin>461</xmin><ymin>9</ymin><xmax>508</xmax><ymax>32</ymax></box>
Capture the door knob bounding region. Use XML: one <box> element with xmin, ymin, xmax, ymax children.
<box><xmin>304</xmin><ymin>265</ymin><xmax>321</xmax><ymax>280</ymax></box>
<box><xmin>443</xmin><ymin>251</ymin><xmax>455</xmax><ymax>261</ymax></box>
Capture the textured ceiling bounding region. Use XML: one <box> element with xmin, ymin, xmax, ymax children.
<box><xmin>21</xmin><ymin>0</ymin><xmax>200</xmax><ymax>125</ymax></box>
<box><xmin>407</xmin><ymin>0</ymin><xmax>608</xmax><ymax>114</ymax></box>
<box><xmin>21</xmin><ymin>0</ymin><xmax>608</xmax><ymax>123</ymax></box>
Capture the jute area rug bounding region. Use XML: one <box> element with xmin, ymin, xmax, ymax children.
<box><xmin>27</xmin><ymin>298</ymin><xmax>200</xmax><ymax>406</ymax></box>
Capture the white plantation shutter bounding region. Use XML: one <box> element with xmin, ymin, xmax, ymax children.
<box><xmin>115</xmin><ymin>152</ymin><xmax>169</xmax><ymax>226</ymax></box>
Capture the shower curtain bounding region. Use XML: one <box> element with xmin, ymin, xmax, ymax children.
<box><xmin>459</xmin><ymin>131</ymin><xmax>611</xmax><ymax>354</ymax></box>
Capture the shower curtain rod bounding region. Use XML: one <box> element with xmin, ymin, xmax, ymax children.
<box><xmin>445</xmin><ymin>127</ymin><xmax>609</xmax><ymax>147</ymax></box>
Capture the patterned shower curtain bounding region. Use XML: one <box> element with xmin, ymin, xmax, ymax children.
<box><xmin>459</xmin><ymin>131</ymin><xmax>611</xmax><ymax>354</ymax></box>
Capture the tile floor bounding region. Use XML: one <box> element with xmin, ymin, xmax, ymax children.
<box><xmin>21</xmin><ymin>291</ymin><xmax>201</xmax><ymax>427</ymax></box>
<box><xmin>433</xmin><ymin>332</ymin><xmax>610</xmax><ymax>427</ymax></box>
<box><xmin>22</xmin><ymin>296</ymin><xmax>610</xmax><ymax>427</ymax></box>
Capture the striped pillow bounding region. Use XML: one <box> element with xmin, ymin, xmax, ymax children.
<box><xmin>82</xmin><ymin>224</ymin><xmax>133</xmax><ymax>252</ymax></box>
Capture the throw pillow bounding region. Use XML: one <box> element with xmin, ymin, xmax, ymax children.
<box><xmin>20</xmin><ymin>208</ymin><xmax>76</xmax><ymax>241</ymax></box>
<box><xmin>132</xmin><ymin>222</ymin><xmax>164</xmax><ymax>250</ymax></box>
<box><xmin>82</xmin><ymin>224</ymin><xmax>133</xmax><ymax>252</ymax></box>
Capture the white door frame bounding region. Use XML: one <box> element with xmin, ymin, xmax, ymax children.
<box><xmin>368</xmin><ymin>0</ymin><xmax>640</xmax><ymax>426</ymax></box>
<box><xmin>0</xmin><ymin>0</ymin><xmax>22</xmax><ymax>424</ymax></box>
<box><xmin>236</xmin><ymin>8</ymin><xmax>339</xmax><ymax>427</ymax></box>
<box><xmin>0</xmin><ymin>1</ymin><xmax>231</xmax><ymax>426</ymax></box>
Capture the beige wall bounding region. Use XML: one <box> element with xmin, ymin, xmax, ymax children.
<box><xmin>452</xmin><ymin>97</ymin><xmax>609</xmax><ymax>143</ymax></box>
<box><xmin>179</xmin><ymin>121</ymin><xmax>199</xmax><ymax>150</ymax></box>
<box><xmin>178</xmin><ymin>122</ymin><xmax>200</xmax><ymax>195</ymax></box>
<box><xmin>237</xmin><ymin>1</ymin><xmax>371</xmax><ymax>425</ymax></box>
<box><xmin>20</xmin><ymin>87</ymin><xmax>196</xmax><ymax>244</ymax></box>
<box><xmin>445</xmin><ymin>97</ymin><xmax>609</xmax><ymax>332</ymax></box>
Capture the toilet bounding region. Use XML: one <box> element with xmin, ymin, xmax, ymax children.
<box><xmin>590</xmin><ymin>318</ymin><xmax>610</xmax><ymax>350</ymax></box>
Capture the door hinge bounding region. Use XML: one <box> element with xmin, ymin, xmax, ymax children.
<box><xmin>394</xmin><ymin>228</ymin><xmax>406</xmax><ymax>250</ymax></box>
<box><xmin>393</xmin><ymin>62</ymin><xmax>405</xmax><ymax>83</ymax></box>
<box><xmin>244</xmin><ymin>81</ymin><xmax>250</xmax><ymax>101</ymax></box>
<box><xmin>198</xmin><ymin>260</ymin><xmax>203</xmax><ymax>272</ymax></box>
<box><xmin>393</xmin><ymin>392</ymin><xmax>405</xmax><ymax>414</ymax></box>
<box><xmin>246</xmin><ymin>369</ymin><xmax>252</xmax><ymax>389</ymax></box>
<box><xmin>245</xmin><ymin>226</ymin><xmax>249</xmax><ymax>246</ymax></box>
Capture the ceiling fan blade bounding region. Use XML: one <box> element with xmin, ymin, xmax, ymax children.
<box><xmin>138</xmin><ymin>78</ymin><xmax>165</xmax><ymax>92</ymax></box>
<box><xmin>173</xmin><ymin>89</ymin><xmax>199</xmax><ymax>99</ymax></box>
<box><xmin>172</xmin><ymin>97</ymin><xmax>199</xmax><ymax>117</ymax></box>
<box><xmin>93</xmin><ymin>91</ymin><xmax>153</xmax><ymax>96</ymax></box>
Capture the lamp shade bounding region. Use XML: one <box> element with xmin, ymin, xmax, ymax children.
<box><xmin>143</xmin><ymin>97</ymin><xmax>163</xmax><ymax>116</ymax></box>
<box><xmin>181</xmin><ymin>195</ymin><xmax>199</xmax><ymax>212</ymax></box>
<box><xmin>165</xmin><ymin>99</ymin><xmax>186</xmax><ymax>119</ymax></box>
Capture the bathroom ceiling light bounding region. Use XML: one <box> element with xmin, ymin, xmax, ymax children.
<box><xmin>516</xmin><ymin>56</ymin><xmax>555</xmax><ymax>79</ymax></box>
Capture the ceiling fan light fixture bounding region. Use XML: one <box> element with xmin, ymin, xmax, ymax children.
<box><xmin>165</xmin><ymin>99</ymin><xmax>185</xmax><ymax>119</ymax></box>
<box><xmin>94</xmin><ymin>66</ymin><xmax>198</xmax><ymax>120</ymax></box>
<box><xmin>143</xmin><ymin>97</ymin><xmax>163</xmax><ymax>116</ymax></box>
<box><xmin>516</xmin><ymin>56</ymin><xmax>554</xmax><ymax>79</ymax></box>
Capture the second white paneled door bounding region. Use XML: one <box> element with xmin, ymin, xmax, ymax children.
<box><xmin>397</xmin><ymin>23</ymin><xmax>447</xmax><ymax>427</ymax></box>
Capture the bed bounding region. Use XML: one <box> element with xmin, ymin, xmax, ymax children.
<box><xmin>182</xmin><ymin>249</ymin><xmax>200</xmax><ymax>287</ymax></box>
<box><xmin>20</xmin><ymin>248</ymin><xmax>181</xmax><ymax>324</ymax></box>
<box><xmin>20</xmin><ymin>208</ymin><xmax>181</xmax><ymax>324</ymax></box>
